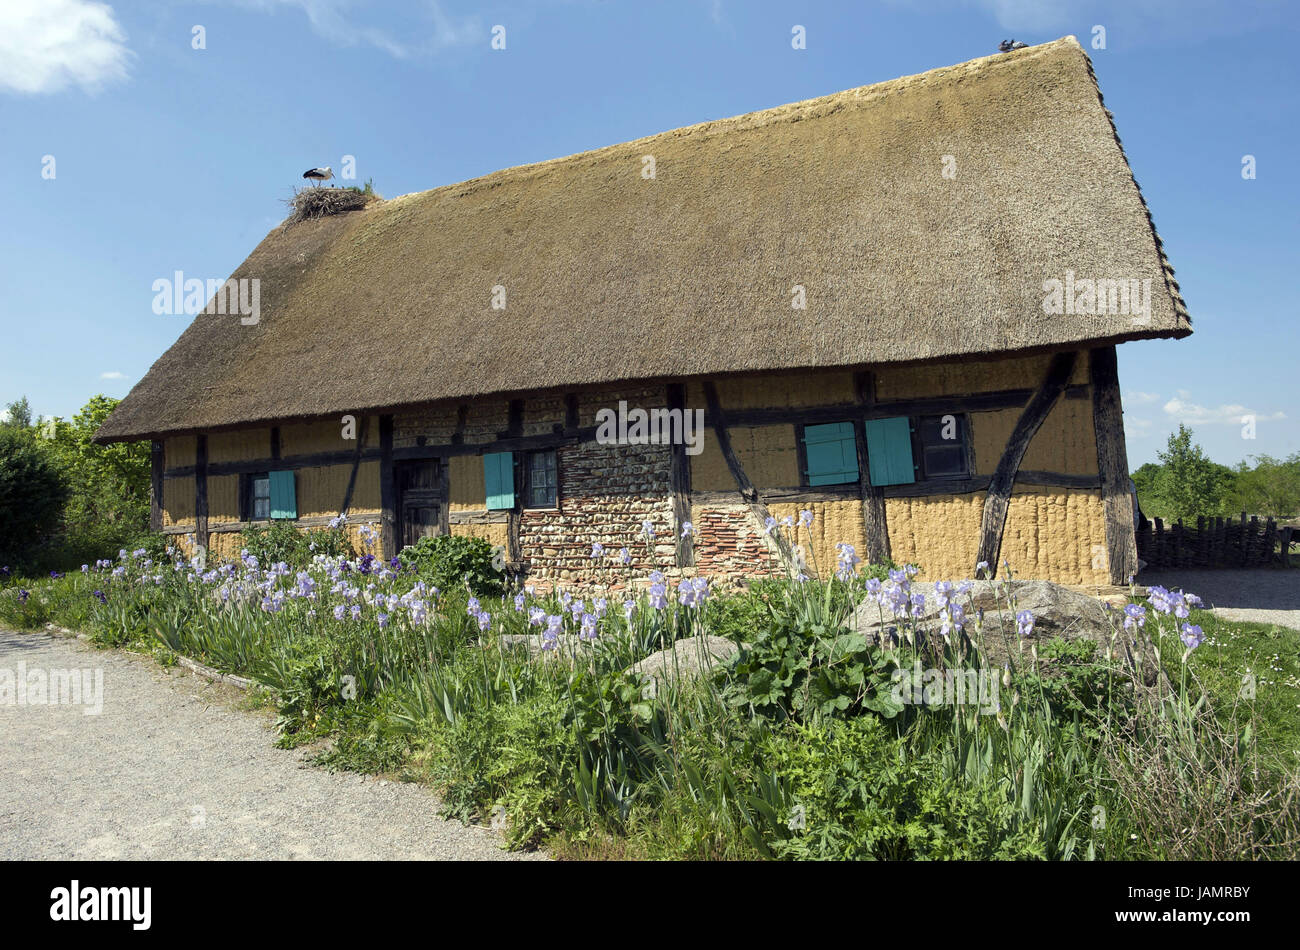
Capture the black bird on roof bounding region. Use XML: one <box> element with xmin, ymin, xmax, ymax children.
<box><xmin>998</xmin><ymin>39</ymin><xmax>1029</xmax><ymax>52</ymax></box>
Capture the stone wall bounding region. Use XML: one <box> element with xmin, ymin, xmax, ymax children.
<box><xmin>521</xmin><ymin>438</ymin><xmax>676</xmax><ymax>588</ymax></box>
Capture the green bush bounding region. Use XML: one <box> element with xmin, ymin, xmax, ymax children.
<box><xmin>397</xmin><ymin>535</ymin><xmax>504</xmax><ymax>596</ymax></box>
<box><xmin>0</xmin><ymin>427</ymin><xmax>68</xmax><ymax>567</ymax></box>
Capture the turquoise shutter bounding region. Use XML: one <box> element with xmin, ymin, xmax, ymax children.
<box><xmin>864</xmin><ymin>417</ymin><xmax>916</xmax><ymax>486</ymax></box>
<box><xmin>802</xmin><ymin>422</ymin><xmax>859</xmax><ymax>486</ymax></box>
<box><xmin>484</xmin><ymin>452</ymin><xmax>515</xmax><ymax>509</ymax></box>
<box><xmin>269</xmin><ymin>470</ymin><xmax>297</xmax><ymax>519</ymax></box>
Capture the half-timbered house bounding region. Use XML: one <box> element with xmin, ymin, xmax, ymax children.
<box><xmin>95</xmin><ymin>37</ymin><xmax>1190</xmax><ymax>588</ymax></box>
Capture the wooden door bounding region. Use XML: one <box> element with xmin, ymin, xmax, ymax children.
<box><xmin>396</xmin><ymin>460</ymin><xmax>443</xmax><ymax>550</ymax></box>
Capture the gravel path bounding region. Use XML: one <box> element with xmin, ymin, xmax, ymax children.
<box><xmin>1139</xmin><ymin>569</ymin><xmax>1300</xmax><ymax>631</ymax></box>
<box><xmin>0</xmin><ymin>629</ymin><xmax>544</xmax><ymax>861</ymax></box>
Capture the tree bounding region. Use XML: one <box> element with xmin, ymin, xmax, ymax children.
<box><xmin>1224</xmin><ymin>453</ymin><xmax>1300</xmax><ymax>519</ymax></box>
<box><xmin>46</xmin><ymin>395</ymin><xmax>150</xmax><ymax>535</ymax></box>
<box><xmin>1152</xmin><ymin>424</ymin><xmax>1233</xmax><ymax>522</ymax></box>
<box><xmin>0</xmin><ymin>427</ymin><xmax>68</xmax><ymax>564</ymax></box>
<box><xmin>1130</xmin><ymin>461</ymin><xmax>1163</xmax><ymax>520</ymax></box>
<box><xmin>3</xmin><ymin>395</ymin><xmax>32</xmax><ymax>429</ymax></box>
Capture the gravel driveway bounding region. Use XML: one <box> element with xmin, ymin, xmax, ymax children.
<box><xmin>0</xmin><ymin>629</ymin><xmax>544</xmax><ymax>861</ymax></box>
<box><xmin>1138</xmin><ymin>568</ymin><xmax>1300</xmax><ymax>631</ymax></box>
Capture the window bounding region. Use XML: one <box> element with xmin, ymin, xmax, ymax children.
<box><xmin>800</xmin><ymin>422</ymin><xmax>859</xmax><ymax>486</ymax></box>
<box><xmin>525</xmin><ymin>450</ymin><xmax>558</xmax><ymax>508</ymax></box>
<box><xmin>862</xmin><ymin>414</ymin><xmax>971</xmax><ymax>486</ymax></box>
<box><xmin>244</xmin><ymin>470</ymin><xmax>297</xmax><ymax>520</ymax></box>
<box><xmin>245</xmin><ymin>473</ymin><xmax>271</xmax><ymax>520</ymax></box>
<box><xmin>915</xmin><ymin>414</ymin><xmax>970</xmax><ymax>479</ymax></box>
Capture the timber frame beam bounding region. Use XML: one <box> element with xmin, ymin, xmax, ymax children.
<box><xmin>1090</xmin><ymin>345</ymin><xmax>1139</xmax><ymax>583</ymax></box>
<box><xmin>853</xmin><ymin>371</ymin><xmax>890</xmax><ymax>563</ymax></box>
<box><xmin>194</xmin><ymin>434</ymin><xmax>209</xmax><ymax>555</ymax></box>
<box><xmin>702</xmin><ymin>381</ymin><xmax>795</xmax><ymax>569</ymax></box>
<box><xmin>975</xmin><ymin>351</ymin><xmax>1079</xmax><ymax>577</ymax></box>
<box><xmin>379</xmin><ymin>414</ymin><xmax>395</xmax><ymax>561</ymax></box>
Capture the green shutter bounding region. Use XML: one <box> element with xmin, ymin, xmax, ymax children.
<box><xmin>268</xmin><ymin>470</ymin><xmax>297</xmax><ymax>519</ymax></box>
<box><xmin>802</xmin><ymin>422</ymin><xmax>859</xmax><ymax>486</ymax></box>
<box><xmin>484</xmin><ymin>452</ymin><xmax>515</xmax><ymax>510</ymax></box>
<box><xmin>865</xmin><ymin>417</ymin><xmax>916</xmax><ymax>486</ymax></box>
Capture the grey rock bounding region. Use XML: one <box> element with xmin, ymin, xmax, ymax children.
<box><xmin>852</xmin><ymin>579</ymin><xmax>1154</xmax><ymax>679</ymax></box>
<box><xmin>627</xmin><ymin>635</ymin><xmax>739</xmax><ymax>694</ymax></box>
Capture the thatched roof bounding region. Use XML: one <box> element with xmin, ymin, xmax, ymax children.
<box><xmin>97</xmin><ymin>36</ymin><xmax>1189</xmax><ymax>444</ymax></box>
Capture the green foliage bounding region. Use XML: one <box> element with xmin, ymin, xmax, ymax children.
<box><xmin>4</xmin><ymin>396</ymin><xmax>32</xmax><ymax>428</ymax></box>
<box><xmin>397</xmin><ymin>534</ymin><xmax>504</xmax><ymax>596</ymax></box>
<box><xmin>1224</xmin><ymin>453</ymin><xmax>1300</xmax><ymax>520</ymax></box>
<box><xmin>0</xmin><ymin>426</ymin><xmax>69</xmax><ymax>566</ymax></box>
<box><xmin>1</xmin><ymin>394</ymin><xmax>152</xmax><ymax>571</ymax></box>
<box><xmin>239</xmin><ymin>520</ymin><xmax>353</xmax><ymax>567</ymax></box>
<box><xmin>1012</xmin><ymin>637</ymin><xmax>1132</xmax><ymax>739</ymax></box>
<box><xmin>1134</xmin><ymin>425</ymin><xmax>1234</xmax><ymax>522</ymax></box>
<box><xmin>10</xmin><ymin>530</ymin><xmax>1297</xmax><ymax>862</ymax></box>
<box><xmin>723</xmin><ymin>580</ymin><xmax>906</xmax><ymax>721</ymax></box>
<box><xmin>752</xmin><ymin>718</ymin><xmax>1048</xmax><ymax>859</ymax></box>
<box><xmin>1155</xmin><ymin>424</ymin><xmax>1233</xmax><ymax>520</ymax></box>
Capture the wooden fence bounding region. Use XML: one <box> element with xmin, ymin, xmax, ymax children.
<box><xmin>1137</xmin><ymin>512</ymin><xmax>1299</xmax><ymax>570</ymax></box>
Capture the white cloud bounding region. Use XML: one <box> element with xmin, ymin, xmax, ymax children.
<box><xmin>234</xmin><ymin>0</ymin><xmax>481</xmax><ymax>58</ymax></box>
<box><xmin>100</xmin><ymin>370</ymin><xmax>126</xmax><ymax>379</ymax></box>
<box><xmin>1124</xmin><ymin>390</ymin><xmax>1161</xmax><ymax>405</ymax></box>
<box><xmin>0</xmin><ymin>0</ymin><xmax>131</xmax><ymax>95</ymax></box>
<box><xmin>1162</xmin><ymin>397</ymin><xmax>1285</xmax><ymax>426</ymax></box>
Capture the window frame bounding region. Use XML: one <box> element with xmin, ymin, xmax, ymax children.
<box><xmin>523</xmin><ymin>449</ymin><xmax>559</xmax><ymax>510</ymax></box>
<box><xmin>242</xmin><ymin>472</ymin><xmax>272</xmax><ymax>522</ymax></box>
<box><xmin>910</xmin><ymin>412</ymin><xmax>974</xmax><ymax>481</ymax></box>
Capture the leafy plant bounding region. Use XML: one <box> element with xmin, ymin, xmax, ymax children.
<box><xmin>397</xmin><ymin>534</ymin><xmax>504</xmax><ymax>596</ymax></box>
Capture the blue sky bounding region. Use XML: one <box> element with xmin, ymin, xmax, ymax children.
<box><xmin>1</xmin><ymin>0</ymin><xmax>1295</xmax><ymax>467</ymax></box>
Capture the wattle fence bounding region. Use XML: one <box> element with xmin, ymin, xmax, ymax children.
<box><xmin>1137</xmin><ymin>512</ymin><xmax>1299</xmax><ymax>570</ymax></box>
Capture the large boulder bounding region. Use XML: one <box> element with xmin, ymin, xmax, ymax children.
<box><xmin>851</xmin><ymin>579</ymin><xmax>1155</xmax><ymax>680</ymax></box>
<box><xmin>627</xmin><ymin>635</ymin><xmax>739</xmax><ymax>696</ymax></box>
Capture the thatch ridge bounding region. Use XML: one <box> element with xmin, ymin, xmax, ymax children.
<box><xmin>97</xmin><ymin>37</ymin><xmax>1191</xmax><ymax>444</ymax></box>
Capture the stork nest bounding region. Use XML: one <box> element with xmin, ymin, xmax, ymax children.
<box><xmin>283</xmin><ymin>186</ymin><xmax>377</xmax><ymax>226</ymax></box>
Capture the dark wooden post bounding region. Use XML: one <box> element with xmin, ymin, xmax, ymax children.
<box><xmin>339</xmin><ymin>415</ymin><xmax>369</xmax><ymax>518</ymax></box>
<box><xmin>150</xmin><ymin>440</ymin><xmax>164</xmax><ymax>532</ymax></box>
<box><xmin>1089</xmin><ymin>346</ymin><xmax>1138</xmax><ymax>584</ymax></box>
<box><xmin>667</xmin><ymin>383</ymin><xmax>694</xmax><ymax>569</ymax></box>
<box><xmin>379</xmin><ymin>414</ymin><xmax>395</xmax><ymax>560</ymax></box>
<box><xmin>195</xmin><ymin>434</ymin><xmax>209</xmax><ymax>556</ymax></box>
<box><xmin>853</xmin><ymin>371</ymin><xmax>890</xmax><ymax>564</ymax></box>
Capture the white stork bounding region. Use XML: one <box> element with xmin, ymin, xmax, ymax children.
<box><xmin>302</xmin><ymin>166</ymin><xmax>334</xmax><ymax>188</ymax></box>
